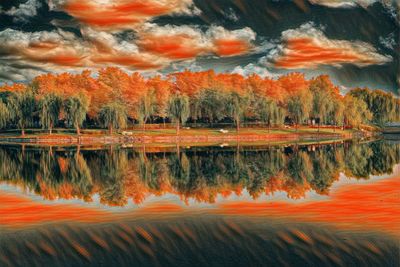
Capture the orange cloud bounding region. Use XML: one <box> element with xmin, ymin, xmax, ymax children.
<box><xmin>138</xmin><ymin>34</ymin><xmax>207</xmax><ymax>60</ymax></box>
<box><xmin>214</xmin><ymin>38</ymin><xmax>250</xmax><ymax>56</ymax></box>
<box><xmin>62</xmin><ymin>0</ymin><xmax>197</xmax><ymax>30</ymax></box>
<box><xmin>92</xmin><ymin>54</ymin><xmax>163</xmax><ymax>69</ymax></box>
<box><xmin>274</xmin><ymin>37</ymin><xmax>364</xmax><ymax>68</ymax></box>
<box><xmin>271</xmin><ymin>23</ymin><xmax>392</xmax><ymax>69</ymax></box>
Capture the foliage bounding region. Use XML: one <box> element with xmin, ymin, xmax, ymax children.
<box><xmin>287</xmin><ymin>89</ymin><xmax>313</xmax><ymax>128</ymax></box>
<box><xmin>167</xmin><ymin>93</ymin><xmax>190</xmax><ymax>134</ymax></box>
<box><xmin>0</xmin><ymin>101</ymin><xmax>9</xmax><ymax>129</ymax></box>
<box><xmin>64</xmin><ymin>93</ymin><xmax>89</xmax><ymax>134</ymax></box>
<box><xmin>343</xmin><ymin>95</ymin><xmax>372</xmax><ymax>128</ymax></box>
<box><xmin>226</xmin><ymin>92</ymin><xmax>249</xmax><ymax>132</ymax></box>
<box><xmin>7</xmin><ymin>90</ymin><xmax>36</xmax><ymax>135</ymax></box>
<box><xmin>350</xmin><ymin>88</ymin><xmax>399</xmax><ymax>126</ymax></box>
<box><xmin>98</xmin><ymin>102</ymin><xmax>127</xmax><ymax>134</ymax></box>
<box><xmin>137</xmin><ymin>89</ymin><xmax>157</xmax><ymax>129</ymax></box>
<box><xmin>196</xmin><ymin>89</ymin><xmax>227</xmax><ymax>124</ymax></box>
<box><xmin>0</xmin><ymin>69</ymin><xmax>397</xmax><ymax>133</ymax></box>
<box><xmin>39</xmin><ymin>93</ymin><xmax>62</xmax><ymax>133</ymax></box>
<box><xmin>257</xmin><ymin>97</ymin><xmax>284</xmax><ymax>128</ymax></box>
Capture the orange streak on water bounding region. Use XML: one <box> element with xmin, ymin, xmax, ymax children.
<box><xmin>0</xmin><ymin>193</ymin><xmax>111</xmax><ymax>227</ymax></box>
<box><xmin>1</xmin><ymin>175</ymin><xmax>398</xmax><ymax>237</ymax></box>
<box><xmin>216</xmin><ymin>176</ymin><xmax>400</xmax><ymax>236</ymax></box>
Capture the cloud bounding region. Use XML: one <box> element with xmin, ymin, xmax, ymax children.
<box><xmin>309</xmin><ymin>0</ymin><xmax>399</xmax><ymax>21</ymax></box>
<box><xmin>208</xmin><ymin>26</ymin><xmax>256</xmax><ymax>56</ymax></box>
<box><xmin>269</xmin><ymin>22</ymin><xmax>392</xmax><ymax>69</ymax></box>
<box><xmin>137</xmin><ymin>24</ymin><xmax>256</xmax><ymax>59</ymax></box>
<box><xmin>379</xmin><ymin>32</ymin><xmax>396</xmax><ymax>49</ymax></box>
<box><xmin>0</xmin><ymin>28</ymin><xmax>88</xmax><ymax>66</ymax></box>
<box><xmin>308</xmin><ymin>0</ymin><xmax>378</xmax><ymax>8</ymax></box>
<box><xmin>137</xmin><ymin>24</ymin><xmax>210</xmax><ymax>60</ymax></box>
<box><xmin>0</xmin><ymin>24</ymin><xmax>257</xmax><ymax>82</ymax></box>
<box><xmin>53</xmin><ymin>0</ymin><xmax>200</xmax><ymax>31</ymax></box>
<box><xmin>232</xmin><ymin>63</ymin><xmax>278</xmax><ymax>78</ymax></box>
<box><xmin>0</xmin><ymin>0</ymin><xmax>42</xmax><ymax>22</ymax></box>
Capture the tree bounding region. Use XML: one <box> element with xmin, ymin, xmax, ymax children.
<box><xmin>0</xmin><ymin>101</ymin><xmax>9</xmax><ymax>129</ymax></box>
<box><xmin>39</xmin><ymin>93</ymin><xmax>62</xmax><ymax>134</ymax></box>
<box><xmin>137</xmin><ymin>89</ymin><xmax>156</xmax><ymax>131</ymax></box>
<box><xmin>343</xmin><ymin>95</ymin><xmax>372</xmax><ymax>129</ymax></box>
<box><xmin>64</xmin><ymin>94</ymin><xmax>89</xmax><ymax>135</ymax></box>
<box><xmin>350</xmin><ymin>88</ymin><xmax>398</xmax><ymax>126</ymax></box>
<box><xmin>257</xmin><ymin>97</ymin><xmax>282</xmax><ymax>132</ymax></box>
<box><xmin>98</xmin><ymin>102</ymin><xmax>127</xmax><ymax>135</ymax></box>
<box><xmin>329</xmin><ymin>98</ymin><xmax>344</xmax><ymax>132</ymax></box>
<box><xmin>7</xmin><ymin>91</ymin><xmax>36</xmax><ymax>136</ymax></box>
<box><xmin>226</xmin><ymin>92</ymin><xmax>248</xmax><ymax>133</ymax></box>
<box><xmin>167</xmin><ymin>93</ymin><xmax>190</xmax><ymax>135</ymax></box>
<box><xmin>309</xmin><ymin>76</ymin><xmax>335</xmax><ymax>131</ymax></box>
<box><xmin>197</xmin><ymin>89</ymin><xmax>226</xmax><ymax>126</ymax></box>
<box><xmin>287</xmin><ymin>90</ymin><xmax>313</xmax><ymax>131</ymax></box>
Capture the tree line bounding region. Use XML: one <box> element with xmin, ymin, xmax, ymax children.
<box><xmin>0</xmin><ymin>68</ymin><xmax>398</xmax><ymax>135</ymax></box>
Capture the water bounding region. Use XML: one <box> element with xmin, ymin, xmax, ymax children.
<box><xmin>0</xmin><ymin>139</ymin><xmax>399</xmax><ymax>267</ymax></box>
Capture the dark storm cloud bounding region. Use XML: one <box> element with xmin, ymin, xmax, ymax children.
<box><xmin>0</xmin><ymin>0</ymin><xmax>398</xmax><ymax>93</ymax></box>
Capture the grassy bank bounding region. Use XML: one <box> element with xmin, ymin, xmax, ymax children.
<box><xmin>0</xmin><ymin>126</ymin><xmax>357</xmax><ymax>137</ymax></box>
<box><xmin>0</xmin><ymin>126</ymin><xmax>364</xmax><ymax>146</ymax></box>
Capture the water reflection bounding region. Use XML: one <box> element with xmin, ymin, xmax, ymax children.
<box><xmin>0</xmin><ymin>140</ymin><xmax>399</xmax><ymax>206</ymax></box>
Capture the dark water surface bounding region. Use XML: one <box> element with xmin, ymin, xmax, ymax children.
<box><xmin>0</xmin><ymin>139</ymin><xmax>399</xmax><ymax>266</ymax></box>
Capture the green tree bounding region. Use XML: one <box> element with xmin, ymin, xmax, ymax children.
<box><xmin>0</xmin><ymin>101</ymin><xmax>9</xmax><ymax>129</ymax></box>
<box><xmin>197</xmin><ymin>89</ymin><xmax>226</xmax><ymax>126</ymax></box>
<box><xmin>64</xmin><ymin>94</ymin><xmax>89</xmax><ymax>135</ymax></box>
<box><xmin>226</xmin><ymin>92</ymin><xmax>248</xmax><ymax>133</ymax></box>
<box><xmin>167</xmin><ymin>93</ymin><xmax>190</xmax><ymax>135</ymax></box>
<box><xmin>257</xmin><ymin>97</ymin><xmax>283</xmax><ymax>132</ymax></box>
<box><xmin>329</xmin><ymin>98</ymin><xmax>344</xmax><ymax>132</ymax></box>
<box><xmin>309</xmin><ymin>78</ymin><xmax>334</xmax><ymax>131</ymax></box>
<box><xmin>39</xmin><ymin>93</ymin><xmax>62</xmax><ymax>134</ymax></box>
<box><xmin>99</xmin><ymin>102</ymin><xmax>127</xmax><ymax>135</ymax></box>
<box><xmin>137</xmin><ymin>89</ymin><xmax>157</xmax><ymax>132</ymax></box>
<box><xmin>350</xmin><ymin>88</ymin><xmax>398</xmax><ymax>126</ymax></box>
<box><xmin>343</xmin><ymin>95</ymin><xmax>372</xmax><ymax>129</ymax></box>
<box><xmin>287</xmin><ymin>90</ymin><xmax>313</xmax><ymax>131</ymax></box>
<box><xmin>8</xmin><ymin>91</ymin><xmax>36</xmax><ymax>136</ymax></box>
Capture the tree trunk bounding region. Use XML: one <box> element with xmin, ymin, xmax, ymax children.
<box><xmin>49</xmin><ymin>122</ymin><xmax>53</xmax><ymax>135</ymax></box>
<box><xmin>21</xmin><ymin>128</ymin><xmax>25</xmax><ymax>137</ymax></box>
<box><xmin>318</xmin><ymin>118</ymin><xmax>320</xmax><ymax>132</ymax></box>
<box><xmin>268</xmin><ymin>120</ymin><xmax>271</xmax><ymax>133</ymax></box>
<box><xmin>109</xmin><ymin>124</ymin><xmax>113</xmax><ymax>135</ymax></box>
<box><xmin>76</xmin><ymin>125</ymin><xmax>80</xmax><ymax>135</ymax></box>
<box><xmin>342</xmin><ymin>117</ymin><xmax>346</xmax><ymax>131</ymax></box>
<box><xmin>176</xmin><ymin>120</ymin><xmax>180</xmax><ymax>135</ymax></box>
<box><xmin>163</xmin><ymin>117</ymin><xmax>166</xmax><ymax>129</ymax></box>
<box><xmin>236</xmin><ymin>116</ymin><xmax>240</xmax><ymax>134</ymax></box>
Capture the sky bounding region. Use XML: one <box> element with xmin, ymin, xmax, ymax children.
<box><xmin>0</xmin><ymin>0</ymin><xmax>398</xmax><ymax>94</ymax></box>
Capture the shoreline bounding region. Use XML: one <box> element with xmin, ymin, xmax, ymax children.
<box><xmin>0</xmin><ymin>130</ymin><xmax>366</xmax><ymax>146</ymax></box>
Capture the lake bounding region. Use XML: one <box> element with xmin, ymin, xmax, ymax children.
<box><xmin>0</xmin><ymin>139</ymin><xmax>399</xmax><ymax>267</ymax></box>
